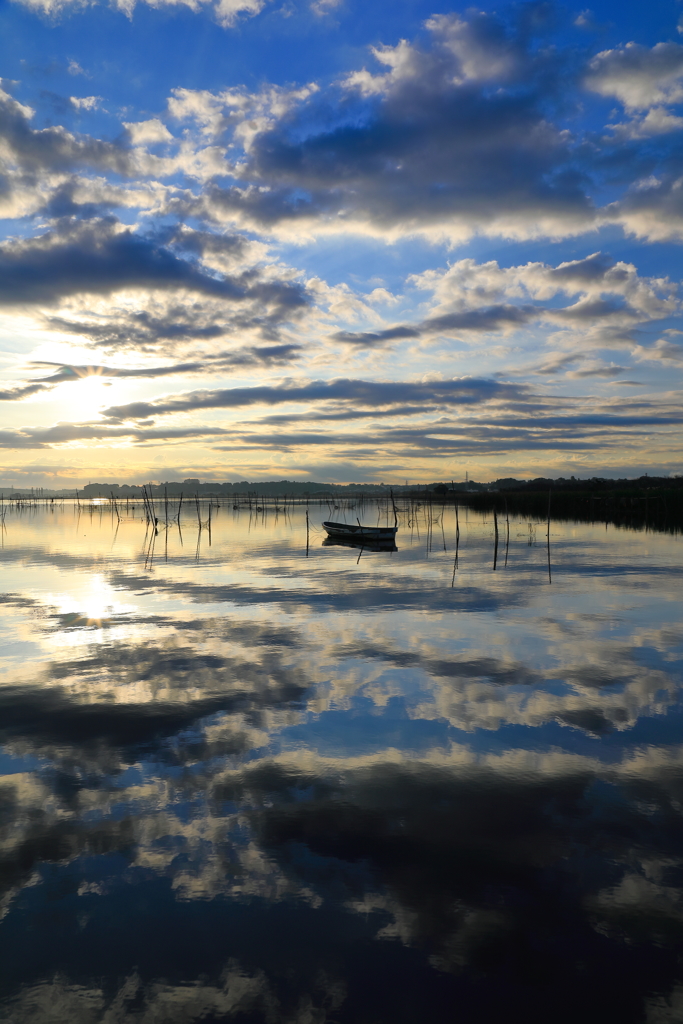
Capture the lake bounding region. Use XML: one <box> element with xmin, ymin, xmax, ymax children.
<box><xmin>0</xmin><ymin>499</ymin><xmax>681</xmax><ymax>1023</ymax></box>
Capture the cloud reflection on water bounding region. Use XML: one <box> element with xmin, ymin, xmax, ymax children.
<box><xmin>0</xmin><ymin>505</ymin><xmax>681</xmax><ymax>1023</ymax></box>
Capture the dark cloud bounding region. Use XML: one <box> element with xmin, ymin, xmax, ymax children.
<box><xmin>567</xmin><ymin>365</ymin><xmax>629</xmax><ymax>379</ymax></box>
<box><xmin>45</xmin><ymin>309</ymin><xmax>226</xmax><ymax>348</ymax></box>
<box><xmin>330</xmin><ymin>306</ymin><xmax>534</xmax><ymax>348</ymax></box>
<box><xmin>27</xmin><ymin>345</ymin><xmax>304</xmax><ymax>383</ymax></box>
<box><xmin>102</xmin><ymin>376</ymin><xmax>527</xmax><ymax>421</ymax></box>
<box><xmin>211</xmin><ymin>751</ymin><xmax>683</xmax><ymax>1019</ymax></box>
<box><xmin>0</xmin><ymin>220</ymin><xmax>308</xmax><ymax>313</ymax></box>
<box><xmin>167</xmin><ymin>225</ymin><xmax>252</xmax><ymax>262</ymax></box>
<box><xmin>258</xmin><ymin>404</ymin><xmax>435</xmax><ymax>424</ymax></box>
<box><xmin>331</xmin><ymin>326</ymin><xmax>421</xmax><ymax>348</ymax></box>
<box><xmin>548</xmin><ymin>251</ymin><xmax>620</xmax><ymax>285</ymax></box>
<box><xmin>0</xmin><ymin>641</ymin><xmax>311</xmax><ymax>751</ymax></box>
<box><xmin>335</xmin><ymin>640</ymin><xmax>542</xmax><ymax>686</ymax></box>
<box><xmin>0</xmin><ymin>423</ymin><xmax>235</xmax><ymax>449</ymax></box>
<box><xmin>194</xmin><ymin>12</ymin><xmax>593</xmax><ymax>239</ymax></box>
<box><xmin>85</xmin><ymin>376</ymin><xmax>683</xmax><ymax>459</ymax></box>
<box><xmin>40</xmin><ymin>179</ymin><xmax>114</xmax><ymax>220</ymax></box>
<box><xmin>0</xmin><ymin>85</ymin><xmax>131</xmax><ymax>176</ymax></box>
<box><xmin>0</xmin><ymin>382</ymin><xmax>50</xmax><ymax>401</ymax></box>
<box><xmin>209</xmin><ymin>408</ymin><xmax>683</xmax><ymax>456</ymax></box>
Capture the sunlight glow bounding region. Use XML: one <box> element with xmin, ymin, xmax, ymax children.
<box><xmin>50</xmin><ymin>576</ymin><xmax>137</xmax><ymax>631</ymax></box>
<box><xmin>56</xmin><ymin>375</ymin><xmax>115</xmax><ymax>421</ymax></box>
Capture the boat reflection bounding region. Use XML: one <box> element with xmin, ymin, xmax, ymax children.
<box><xmin>322</xmin><ymin>535</ymin><xmax>398</xmax><ymax>552</ymax></box>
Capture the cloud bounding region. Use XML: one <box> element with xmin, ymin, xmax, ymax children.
<box><xmin>606</xmin><ymin>106</ymin><xmax>683</xmax><ymax>139</ymax></box>
<box><xmin>605</xmin><ymin>176</ymin><xmax>683</xmax><ymax>242</ymax></box>
<box><xmin>633</xmin><ymin>337</ymin><xmax>683</xmax><ymax>363</ymax></box>
<box><xmin>330</xmin><ymin>325</ymin><xmax>421</xmax><ymax>348</ymax></box>
<box><xmin>182</xmin><ymin>12</ymin><xmax>594</xmax><ymax>242</ymax></box>
<box><xmin>585</xmin><ymin>42</ymin><xmax>683</xmax><ymax>109</ymax></box>
<box><xmin>566</xmin><ymin>363</ymin><xmax>629</xmax><ymax>378</ymax></box>
<box><xmin>123</xmin><ymin>118</ymin><xmax>174</xmax><ymax>145</ymax></box>
<box><xmin>14</xmin><ymin>373</ymin><xmax>655</xmax><ymax>462</ymax></box>
<box><xmin>310</xmin><ymin>0</ymin><xmax>341</xmax><ymax>14</ymax></box>
<box><xmin>212</xmin><ymin>0</ymin><xmax>268</xmax><ymax>27</ymax></box>
<box><xmin>0</xmin><ymin>382</ymin><xmax>51</xmax><ymax>401</ymax></box>
<box><xmin>11</xmin><ymin>0</ymin><xmax>271</xmax><ymax>27</ymax></box>
<box><xmin>0</xmin><ymin>221</ymin><xmax>259</xmax><ymax>306</ymax></box>
<box><xmin>574</xmin><ymin>9</ymin><xmax>600</xmax><ymax>31</ymax></box>
<box><xmin>0</xmin><ymin>84</ymin><xmax>131</xmax><ymax>178</ymax></box>
<box><xmin>411</xmin><ymin>253</ymin><xmax>677</xmax><ymax>321</ymax></box>
<box><xmin>102</xmin><ymin>375</ymin><xmax>527</xmax><ymax>421</ymax></box>
<box><xmin>20</xmin><ymin>345</ymin><xmax>304</xmax><ymax>385</ymax></box>
<box><xmin>328</xmin><ymin>253</ymin><xmax>678</xmax><ymax>352</ymax></box>
<box><xmin>2</xmin><ymin>15</ymin><xmax>682</xmax><ymax>253</ymax></box>
<box><xmin>69</xmin><ymin>95</ymin><xmax>101</xmax><ymax>112</ymax></box>
<box><xmin>0</xmin><ymin>10</ymin><xmax>682</xmax><ymax>478</ymax></box>
<box><xmin>0</xmin><ymin>220</ymin><xmax>310</xmax><ymax>354</ymax></box>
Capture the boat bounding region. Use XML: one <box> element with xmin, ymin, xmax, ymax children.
<box><xmin>322</xmin><ymin>520</ymin><xmax>398</xmax><ymax>541</ymax></box>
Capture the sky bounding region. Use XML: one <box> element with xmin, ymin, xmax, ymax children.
<box><xmin>0</xmin><ymin>0</ymin><xmax>683</xmax><ymax>486</ymax></box>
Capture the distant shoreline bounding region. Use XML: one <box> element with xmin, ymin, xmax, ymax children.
<box><xmin>2</xmin><ymin>473</ymin><xmax>681</xmax><ymax>501</ymax></box>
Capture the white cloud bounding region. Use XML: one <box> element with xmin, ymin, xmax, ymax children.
<box><xmin>585</xmin><ymin>42</ymin><xmax>683</xmax><ymax>109</ymax></box>
<box><xmin>310</xmin><ymin>0</ymin><xmax>341</xmax><ymax>14</ymax></box>
<box><xmin>607</xmin><ymin>106</ymin><xmax>683</xmax><ymax>139</ymax></box>
<box><xmin>409</xmin><ymin>253</ymin><xmax>678</xmax><ymax>326</ymax></box>
<box><xmin>633</xmin><ymin>336</ymin><xmax>683</xmax><ymax>364</ymax></box>
<box><xmin>70</xmin><ymin>96</ymin><xmax>102</xmax><ymax>112</ymax></box>
<box><xmin>167</xmin><ymin>83</ymin><xmax>319</xmax><ymax>146</ymax></box>
<box><xmin>123</xmin><ymin>118</ymin><xmax>174</xmax><ymax>145</ymax></box>
<box><xmin>67</xmin><ymin>59</ymin><xmax>88</xmax><ymax>76</ymax></box>
<box><xmin>13</xmin><ymin>0</ymin><xmax>91</xmax><ymax>14</ymax></box>
<box><xmin>606</xmin><ymin>176</ymin><xmax>683</xmax><ymax>242</ymax></box>
<box><xmin>212</xmin><ymin>0</ymin><xmax>266</xmax><ymax>26</ymax></box>
<box><xmin>11</xmin><ymin>0</ymin><xmax>270</xmax><ymax>26</ymax></box>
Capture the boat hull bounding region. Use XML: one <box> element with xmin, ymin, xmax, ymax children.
<box><xmin>322</xmin><ymin>520</ymin><xmax>398</xmax><ymax>541</ymax></box>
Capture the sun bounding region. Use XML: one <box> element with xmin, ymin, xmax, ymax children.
<box><xmin>53</xmin><ymin>373</ymin><xmax>117</xmax><ymax>421</ymax></box>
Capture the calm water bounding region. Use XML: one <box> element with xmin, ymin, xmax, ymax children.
<box><xmin>0</xmin><ymin>502</ymin><xmax>682</xmax><ymax>1024</ymax></box>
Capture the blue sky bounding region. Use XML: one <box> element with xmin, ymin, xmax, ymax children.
<box><xmin>1</xmin><ymin>0</ymin><xmax>682</xmax><ymax>485</ymax></box>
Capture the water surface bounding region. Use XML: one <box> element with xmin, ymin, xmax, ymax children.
<box><xmin>0</xmin><ymin>502</ymin><xmax>682</xmax><ymax>1023</ymax></box>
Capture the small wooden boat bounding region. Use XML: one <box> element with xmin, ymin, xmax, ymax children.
<box><xmin>322</xmin><ymin>520</ymin><xmax>398</xmax><ymax>541</ymax></box>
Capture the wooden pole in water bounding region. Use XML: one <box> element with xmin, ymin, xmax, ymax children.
<box><xmin>493</xmin><ymin>508</ymin><xmax>499</xmax><ymax>570</ymax></box>
<box><xmin>504</xmin><ymin>497</ymin><xmax>509</xmax><ymax>567</ymax></box>
<box><xmin>306</xmin><ymin>509</ymin><xmax>309</xmax><ymax>557</ymax></box>
<box><xmin>451</xmin><ymin>503</ymin><xmax>460</xmax><ymax>585</ymax></box>
<box><xmin>547</xmin><ymin>488</ymin><xmax>552</xmax><ymax>583</ymax></box>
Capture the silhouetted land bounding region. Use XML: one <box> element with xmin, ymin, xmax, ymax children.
<box><xmin>3</xmin><ymin>474</ymin><xmax>682</xmax><ymax>533</ymax></box>
<box><xmin>451</xmin><ymin>477</ymin><xmax>683</xmax><ymax>534</ymax></box>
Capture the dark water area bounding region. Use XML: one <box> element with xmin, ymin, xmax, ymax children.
<box><xmin>0</xmin><ymin>501</ymin><xmax>682</xmax><ymax>1023</ymax></box>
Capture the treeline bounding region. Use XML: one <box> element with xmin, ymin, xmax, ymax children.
<box><xmin>80</xmin><ymin>479</ymin><xmax>397</xmax><ymax>497</ymax></box>
<box><xmin>458</xmin><ymin>477</ymin><xmax>683</xmax><ymax>533</ymax></box>
<box><xmin>6</xmin><ymin>474</ymin><xmax>681</xmax><ymax>507</ymax></box>
<box><xmin>83</xmin><ymin>474</ymin><xmax>683</xmax><ymax>498</ymax></box>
